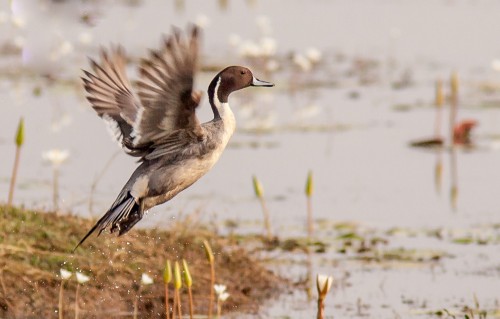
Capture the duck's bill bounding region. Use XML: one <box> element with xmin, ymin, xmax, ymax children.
<box><xmin>252</xmin><ymin>77</ymin><xmax>274</xmax><ymax>87</ymax></box>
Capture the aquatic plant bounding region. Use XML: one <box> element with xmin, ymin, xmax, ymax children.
<box><xmin>182</xmin><ymin>259</ymin><xmax>194</xmax><ymax>319</ymax></box>
<box><xmin>7</xmin><ymin>117</ymin><xmax>24</xmax><ymax>207</ymax></box>
<box><xmin>58</xmin><ymin>269</ymin><xmax>72</xmax><ymax>319</ymax></box>
<box><xmin>449</xmin><ymin>72</ymin><xmax>459</xmax><ymax>144</ymax></box>
<box><xmin>316</xmin><ymin>274</ymin><xmax>333</xmax><ymax>319</ymax></box>
<box><xmin>305</xmin><ymin>47</ymin><xmax>322</xmax><ymax>65</ymax></box>
<box><xmin>42</xmin><ymin>149</ymin><xmax>70</xmax><ymax>212</ymax></box>
<box><xmin>293</xmin><ymin>53</ymin><xmax>312</xmax><ymax>72</ymax></box>
<box><xmin>435</xmin><ymin>79</ymin><xmax>444</xmax><ymax>137</ymax></box>
<box><xmin>214</xmin><ymin>284</ymin><xmax>230</xmax><ymax>319</ymax></box>
<box><xmin>1</xmin><ymin>205</ymin><xmax>281</xmax><ymax>317</ymax></box>
<box><xmin>252</xmin><ymin>175</ymin><xmax>273</xmax><ymax>240</ymax></box>
<box><xmin>194</xmin><ymin>14</ymin><xmax>211</xmax><ymax>29</ymax></box>
<box><xmin>163</xmin><ymin>260</ymin><xmax>172</xmax><ymax>319</ymax></box>
<box><xmin>74</xmin><ymin>272</ymin><xmax>90</xmax><ymax>319</ymax></box>
<box><xmin>305</xmin><ymin>170</ymin><xmax>314</xmax><ymax>238</ymax></box>
<box><xmin>133</xmin><ymin>273</ymin><xmax>153</xmax><ymax>319</ymax></box>
<box><xmin>203</xmin><ymin>239</ymin><xmax>216</xmax><ymax>318</ymax></box>
<box><xmin>173</xmin><ymin>261</ymin><xmax>182</xmax><ymax>319</ymax></box>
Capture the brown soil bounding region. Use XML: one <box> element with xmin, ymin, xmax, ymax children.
<box><xmin>0</xmin><ymin>205</ymin><xmax>285</xmax><ymax>319</ymax></box>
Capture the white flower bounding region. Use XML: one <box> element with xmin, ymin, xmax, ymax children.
<box><xmin>78</xmin><ymin>32</ymin><xmax>93</xmax><ymax>45</ymax></box>
<box><xmin>214</xmin><ymin>284</ymin><xmax>227</xmax><ymax>295</ymax></box>
<box><xmin>11</xmin><ymin>15</ymin><xmax>26</xmax><ymax>28</ymax></box>
<box><xmin>492</xmin><ymin>59</ymin><xmax>500</xmax><ymax>72</ymax></box>
<box><xmin>76</xmin><ymin>272</ymin><xmax>90</xmax><ymax>284</ymax></box>
<box><xmin>141</xmin><ymin>273</ymin><xmax>153</xmax><ymax>285</ymax></box>
<box><xmin>59</xmin><ymin>41</ymin><xmax>73</xmax><ymax>56</ymax></box>
<box><xmin>238</xmin><ymin>40</ymin><xmax>261</xmax><ymax>58</ymax></box>
<box><xmin>50</xmin><ymin>41</ymin><xmax>74</xmax><ymax>61</ymax></box>
<box><xmin>259</xmin><ymin>37</ymin><xmax>277</xmax><ymax>56</ymax></box>
<box><xmin>42</xmin><ymin>149</ymin><xmax>70</xmax><ymax>167</ymax></box>
<box><xmin>265</xmin><ymin>59</ymin><xmax>279</xmax><ymax>73</ymax></box>
<box><xmin>218</xmin><ymin>291</ymin><xmax>230</xmax><ymax>302</ymax></box>
<box><xmin>60</xmin><ymin>269</ymin><xmax>72</xmax><ymax>280</ymax></box>
<box><xmin>293</xmin><ymin>53</ymin><xmax>312</xmax><ymax>72</ymax></box>
<box><xmin>316</xmin><ymin>274</ymin><xmax>333</xmax><ymax>295</ymax></box>
<box><xmin>305</xmin><ymin>47</ymin><xmax>322</xmax><ymax>64</ymax></box>
<box><xmin>195</xmin><ymin>14</ymin><xmax>210</xmax><ymax>29</ymax></box>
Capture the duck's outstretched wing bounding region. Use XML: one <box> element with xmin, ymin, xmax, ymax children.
<box><xmin>82</xmin><ymin>26</ymin><xmax>203</xmax><ymax>158</ymax></box>
<box><xmin>82</xmin><ymin>47</ymin><xmax>149</xmax><ymax>156</ymax></box>
<box><xmin>132</xmin><ymin>25</ymin><xmax>204</xmax><ymax>152</ymax></box>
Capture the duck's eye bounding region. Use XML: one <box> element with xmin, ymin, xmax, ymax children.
<box><xmin>240</xmin><ymin>70</ymin><xmax>246</xmax><ymax>75</ymax></box>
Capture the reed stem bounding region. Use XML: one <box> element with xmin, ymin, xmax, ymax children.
<box><xmin>172</xmin><ymin>287</ymin><xmax>177</xmax><ymax>319</ymax></box>
<box><xmin>175</xmin><ymin>289</ymin><xmax>182</xmax><ymax>319</ymax></box>
<box><xmin>259</xmin><ymin>197</ymin><xmax>273</xmax><ymax>240</ymax></box>
<box><xmin>133</xmin><ymin>285</ymin><xmax>142</xmax><ymax>319</ymax></box>
<box><xmin>208</xmin><ymin>261</ymin><xmax>215</xmax><ymax>318</ymax></box>
<box><xmin>317</xmin><ymin>296</ymin><xmax>325</xmax><ymax>319</ymax></box>
<box><xmin>307</xmin><ymin>196</ymin><xmax>313</xmax><ymax>238</ymax></box>
<box><xmin>305</xmin><ymin>171</ymin><xmax>314</xmax><ymax>239</ymax></box>
<box><xmin>8</xmin><ymin>117</ymin><xmax>24</xmax><ymax>206</ymax></box>
<box><xmin>434</xmin><ymin>79</ymin><xmax>444</xmax><ymax>138</ymax></box>
<box><xmin>165</xmin><ymin>284</ymin><xmax>170</xmax><ymax>319</ymax></box>
<box><xmin>187</xmin><ymin>286</ymin><xmax>194</xmax><ymax>319</ymax></box>
<box><xmin>216</xmin><ymin>298</ymin><xmax>222</xmax><ymax>319</ymax></box>
<box><xmin>58</xmin><ymin>280</ymin><xmax>65</xmax><ymax>319</ymax></box>
<box><xmin>7</xmin><ymin>147</ymin><xmax>21</xmax><ymax>207</ymax></box>
<box><xmin>253</xmin><ymin>176</ymin><xmax>272</xmax><ymax>240</ymax></box>
<box><xmin>450</xmin><ymin>72</ymin><xmax>458</xmax><ymax>146</ymax></box>
<box><xmin>450</xmin><ymin>147</ymin><xmax>458</xmax><ymax>211</ymax></box>
<box><xmin>53</xmin><ymin>167</ymin><xmax>60</xmax><ymax>212</ymax></box>
<box><xmin>74</xmin><ymin>284</ymin><xmax>80</xmax><ymax>319</ymax></box>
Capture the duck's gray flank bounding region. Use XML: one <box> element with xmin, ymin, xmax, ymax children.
<box><xmin>75</xmin><ymin>25</ymin><xmax>274</xmax><ymax>250</ymax></box>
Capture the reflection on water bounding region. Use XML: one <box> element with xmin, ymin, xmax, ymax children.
<box><xmin>450</xmin><ymin>147</ymin><xmax>459</xmax><ymax>211</ymax></box>
<box><xmin>434</xmin><ymin>149</ymin><xmax>443</xmax><ymax>194</ymax></box>
<box><xmin>3</xmin><ymin>1</ymin><xmax>500</xmax><ymax>318</ymax></box>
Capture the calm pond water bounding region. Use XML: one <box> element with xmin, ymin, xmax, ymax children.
<box><xmin>2</xmin><ymin>0</ymin><xmax>500</xmax><ymax>318</ymax></box>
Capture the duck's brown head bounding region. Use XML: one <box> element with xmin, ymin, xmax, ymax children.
<box><xmin>208</xmin><ymin>66</ymin><xmax>274</xmax><ymax>112</ymax></box>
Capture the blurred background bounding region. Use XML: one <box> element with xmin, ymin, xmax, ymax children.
<box><xmin>2</xmin><ymin>0</ymin><xmax>500</xmax><ymax>317</ymax></box>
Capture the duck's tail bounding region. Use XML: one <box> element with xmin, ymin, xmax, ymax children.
<box><xmin>73</xmin><ymin>191</ymin><xmax>144</xmax><ymax>251</ymax></box>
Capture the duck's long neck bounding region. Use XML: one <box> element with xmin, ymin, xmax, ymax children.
<box><xmin>208</xmin><ymin>76</ymin><xmax>236</xmax><ymax>133</ymax></box>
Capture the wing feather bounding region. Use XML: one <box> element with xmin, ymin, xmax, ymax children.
<box><xmin>82</xmin><ymin>26</ymin><xmax>204</xmax><ymax>160</ymax></box>
<box><xmin>133</xmin><ymin>25</ymin><xmax>204</xmax><ymax>148</ymax></box>
<box><xmin>82</xmin><ymin>46</ymin><xmax>141</xmax><ymax>154</ymax></box>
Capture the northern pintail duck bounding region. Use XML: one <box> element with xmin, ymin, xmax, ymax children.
<box><xmin>76</xmin><ymin>26</ymin><xmax>273</xmax><ymax>248</ymax></box>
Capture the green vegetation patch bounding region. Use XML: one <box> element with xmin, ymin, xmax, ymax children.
<box><xmin>0</xmin><ymin>205</ymin><xmax>285</xmax><ymax>318</ymax></box>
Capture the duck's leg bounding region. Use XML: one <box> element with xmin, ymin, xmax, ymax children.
<box><xmin>117</xmin><ymin>199</ymin><xmax>145</xmax><ymax>236</ymax></box>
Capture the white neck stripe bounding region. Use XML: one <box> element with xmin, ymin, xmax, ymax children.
<box><xmin>213</xmin><ymin>76</ymin><xmax>222</xmax><ymax>109</ymax></box>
